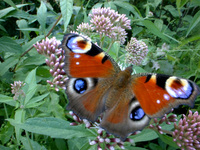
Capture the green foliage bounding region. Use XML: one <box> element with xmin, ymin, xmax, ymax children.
<box><xmin>0</xmin><ymin>0</ymin><xmax>200</xmax><ymax>149</ymax></box>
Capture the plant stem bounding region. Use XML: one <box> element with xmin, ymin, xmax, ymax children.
<box><xmin>3</xmin><ymin>103</ymin><xmax>8</xmax><ymax>119</ymax></box>
<box><xmin>20</xmin><ymin>14</ymin><xmax>62</xmax><ymax>58</ymax></box>
<box><xmin>107</xmin><ymin>40</ymin><xmax>114</xmax><ymax>53</ymax></box>
<box><xmin>26</xmin><ymin>131</ymin><xmax>34</xmax><ymax>150</ymax></box>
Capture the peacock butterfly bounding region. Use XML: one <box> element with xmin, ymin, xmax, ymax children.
<box><xmin>61</xmin><ymin>33</ymin><xmax>200</xmax><ymax>140</ymax></box>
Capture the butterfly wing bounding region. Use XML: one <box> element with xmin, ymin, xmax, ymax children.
<box><xmin>61</xmin><ymin>33</ymin><xmax>120</xmax><ymax>121</ymax></box>
<box><xmin>132</xmin><ymin>73</ymin><xmax>200</xmax><ymax>118</ymax></box>
<box><xmin>101</xmin><ymin>71</ymin><xmax>199</xmax><ymax>140</ymax></box>
<box><xmin>100</xmin><ymin>86</ymin><xmax>150</xmax><ymax>140</ymax></box>
<box><xmin>61</xmin><ymin>33</ymin><xmax>120</xmax><ymax>78</ymax></box>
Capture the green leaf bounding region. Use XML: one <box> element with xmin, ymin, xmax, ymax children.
<box><xmin>0</xmin><ymin>36</ymin><xmax>23</xmax><ymax>53</ymax></box>
<box><xmin>158</xmin><ymin>60</ymin><xmax>173</xmax><ymax>74</ymax></box>
<box><xmin>3</xmin><ymin>0</ymin><xmax>17</xmax><ymax>9</ymax></box>
<box><xmin>60</xmin><ymin>0</ymin><xmax>73</xmax><ymax>32</ymax></box>
<box><xmin>142</xmin><ymin>20</ymin><xmax>170</xmax><ymax>43</ymax></box>
<box><xmin>26</xmin><ymin>92</ymin><xmax>49</xmax><ymax>108</ymax></box>
<box><xmin>24</xmin><ymin>68</ymin><xmax>38</xmax><ymax>105</ymax></box>
<box><xmin>17</xmin><ymin>55</ymin><xmax>46</xmax><ymax>68</ymax></box>
<box><xmin>125</xmin><ymin>147</ymin><xmax>148</xmax><ymax>150</ymax></box>
<box><xmin>7</xmin><ymin>9</ymin><xmax>36</xmax><ymax>21</ymax></box>
<box><xmin>37</xmin><ymin>1</ymin><xmax>47</xmax><ymax>33</ymax></box>
<box><xmin>133</xmin><ymin>66</ymin><xmax>147</xmax><ymax>73</ymax></box>
<box><xmin>164</xmin><ymin>5</ymin><xmax>179</xmax><ymax>17</ymax></box>
<box><xmin>186</xmin><ymin>10</ymin><xmax>200</xmax><ymax>37</ymax></box>
<box><xmin>179</xmin><ymin>35</ymin><xmax>200</xmax><ymax>47</ymax></box>
<box><xmin>0</xmin><ymin>4</ymin><xmax>28</xmax><ymax>18</ymax></box>
<box><xmin>55</xmin><ymin>139</ymin><xmax>67</xmax><ymax>150</ymax></box>
<box><xmin>21</xmin><ymin>136</ymin><xmax>47</xmax><ymax>150</ymax></box>
<box><xmin>149</xmin><ymin>143</ymin><xmax>161</xmax><ymax>150</ymax></box>
<box><xmin>0</xmin><ymin>24</ymin><xmax>7</xmax><ymax>32</ymax></box>
<box><xmin>0</xmin><ymin>124</ymin><xmax>14</xmax><ymax>144</ymax></box>
<box><xmin>113</xmin><ymin>1</ymin><xmax>142</xmax><ymax>18</ymax></box>
<box><xmin>22</xmin><ymin>35</ymin><xmax>45</xmax><ymax>52</ymax></box>
<box><xmin>68</xmin><ymin>138</ymin><xmax>91</xmax><ymax>150</ymax></box>
<box><xmin>14</xmin><ymin>109</ymin><xmax>26</xmax><ymax>143</ymax></box>
<box><xmin>0</xmin><ymin>55</ymin><xmax>19</xmax><ymax>76</ymax></box>
<box><xmin>0</xmin><ymin>94</ymin><xmax>16</xmax><ymax>106</ymax></box>
<box><xmin>158</xmin><ymin>134</ymin><xmax>179</xmax><ymax>148</ymax></box>
<box><xmin>0</xmin><ymin>145</ymin><xmax>13</xmax><ymax>150</ymax></box>
<box><xmin>176</xmin><ymin>0</ymin><xmax>188</xmax><ymax>15</ymax></box>
<box><xmin>132</xmin><ymin>129</ymin><xmax>158</xmax><ymax>143</ymax></box>
<box><xmin>16</xmin><ymin>19</ymin><xmax>30</xmax><ymax>39</ymax></box>
<box><xmin>8</xmin><ymin>117</ymin><xmax>95</xmax><ymax>139</ymax></box>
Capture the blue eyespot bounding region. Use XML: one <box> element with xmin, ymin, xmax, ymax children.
<box><xmin>130</xmin><ymin>107</ymin><xmax>145</xmax><ymax>121</ymax></box>
<box><xmin>74</xmin><ymin>78</ymin><xmax>87</xmax><ymax>94</ymax></box>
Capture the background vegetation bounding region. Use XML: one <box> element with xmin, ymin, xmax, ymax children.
<box><xmin>0</xmin><ymin>0</ymin><xmax>200</xmax><ymax>149</ymax></box>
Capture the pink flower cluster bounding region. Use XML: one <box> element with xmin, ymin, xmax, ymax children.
<box><xmin>77</xmin><ymin>7</ymin><xmax>131</xmax><ymax>44</ymax></box>
<box><xmin>33</xmin><ymin>37</ymin><xmax>68</xmax><ymax>91</ymax></box>
<box><xmin>126</xmin><ymin>37</ymin><xmax>148</xmax><ymax>65</ymax></box>
<box><xmin>149</xmin><ymin>112</ymin><xmax>177</xmax><ymax>134</ymax></box>
<box><xmin>173</xmin><ymin>110</ymin><xmax>200</xmax><ymax>150</ymax></box>
<box><xmin>11</xmin><ymin>81</ymin><xmax>26</xmax><ymax>100</ymax></box>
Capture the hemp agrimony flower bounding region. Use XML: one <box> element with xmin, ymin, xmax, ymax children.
<box><xmin>77</xmin><ymin>23</ymin><xmax>93</xmax><ymax>35</ymax></box>
<box><xmin>89</xmin><ymin>7</ymin><xmax>131</xmax><ymax>44</ymax></box>
<box><xmin>33</xmin><ymin>37</ymin><xmax>68</xmax><ymax>91</ymax></box>
<box><xmin>126</xmin><ymin>37</ymin><xmax>148</xmax><ymax>65</ymax></box>
<box><xmin>11</xmin><ymin>81</ymin><xmax>26</xmax><ymax>101</ymax></box>
<box><xmin>173</xmin><ymin>110</ymin><xmax>200</xmax><ymax>150</ymax></box>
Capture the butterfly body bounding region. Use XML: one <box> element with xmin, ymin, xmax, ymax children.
<box><xmin>61</xmin><ymin>33</ymin><xmax>200</xmax><ymax>140</ymax></box>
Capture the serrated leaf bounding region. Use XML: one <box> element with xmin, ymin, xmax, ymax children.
<box><xmin>37</xmin><ymin>1</ymin><xmax>47</xmax><ymax>33</ymax></box>
<box><xmin>26</xmin><ymin>92</ymin><xmax>49</xmax><ymax>108</ymax></box>
<box><xmin>0</xmin><ymin>36</ymin><xmax>22</xmax><ymax>53</ymax></box>
<box><xmin>24</xmin><ymin>68</ymin><xmax>38</xmax><ymax>105</ymax></box>
<box><xmin>8</xmin><ymin>117</ymin><xmax>95</xmax><ymax>139</ymax></box>
<box><xmin>14</xmin><ymin>109</ymin><xmax>26</xmax><ymax>143</ymax></box>
<box><xmin>186</xmin><ymin>10</ymin><xmax>200</xmax><ymax>37</ymax></box>
<box><xmin>60</xmin><ymin>0</ymin><xmax>73</xmax><ymax>32</ymax></box>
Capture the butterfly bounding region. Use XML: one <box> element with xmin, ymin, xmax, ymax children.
<box><xmin>61</xmin><ymin>33</ymin><xmax>200</xmax><ymax>140</ymax></box>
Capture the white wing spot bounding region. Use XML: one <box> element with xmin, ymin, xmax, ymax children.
<box><xmin>74</xmin><ymin>54</ymin><xmax>80</xmax><ymax>58</ymax></box>
<box><xmin>156</xmin><ymin>100</ymin><xmax>160</xmax><ymax>104</ymax></box>
<box><xmin>164</xmin><ymin>94</ymin><xmax>170</xmax><ymax>101</ymax></box>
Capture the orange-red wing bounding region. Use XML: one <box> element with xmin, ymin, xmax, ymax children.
<box><xmin>132</xmin><ymin>74</ymin><xmax>199</xmax><ymax>118</ymax></box>
<box><xmin>66</xmin><ymin>52</ymin><xmax>115</xmax><ymax>78</ymax></box>
<box><xmin>62</xmin><ymin>33</ymin><xmax>120</xmax><ymax>78</ymax></box>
